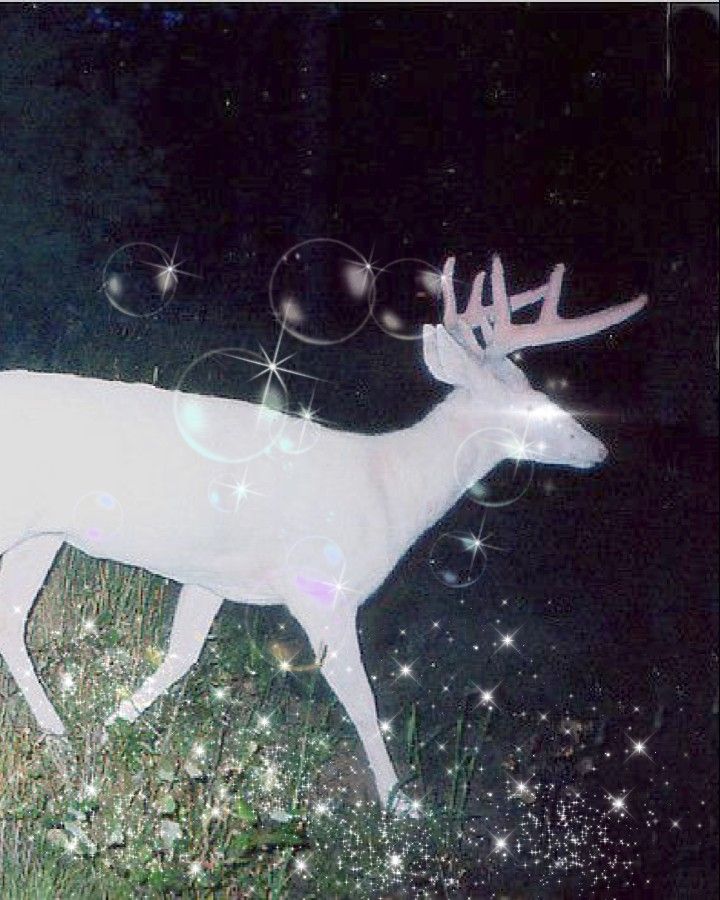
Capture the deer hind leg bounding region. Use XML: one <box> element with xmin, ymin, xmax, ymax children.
<box><xmin>0</xmin><ymin>535</ymin><xmax>65</xmax><ymax>735</ymax></box>
<box><xmin>106</xmin><ymin>584</ymin><xmax>224</xmax><ymax>726</ymax></box>
<box><xmin>288</xmin><ymin>604</ymin><xmax>401</xmax><ymax>809</ymax></box>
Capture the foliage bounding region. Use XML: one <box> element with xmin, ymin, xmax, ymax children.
<box><xmin>0</xmin><ymin>548</ymin><xmax>484</xmax><ymax>897</ymax></box>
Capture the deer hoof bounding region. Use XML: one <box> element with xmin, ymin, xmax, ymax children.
<box><xmin>105</xmin><ymin>699</ymin><xmax>141</xmax><ymax>727</ymax></box>
<box><xmin>389</xmin><ymin>790</ymin><xmax>422</xmax><ymax>818</ymax></box>
<box><xmin>39</xmin><ymin>714</ymin><xmax>66</xmax><ymax>737</ymax></box>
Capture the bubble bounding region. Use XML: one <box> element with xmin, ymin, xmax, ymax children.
<box><xmin>269</xmin><ymin>239</ymin><xmax>374</xmax><ymax>344</ymax></box>
<box><xmin>174</xmin><ymin>348</ymin><xmax>288</xmax><ymax>464</ymax></box>
<box><xmin>276</xmin><ymin>413</ymin><xmax>321</xmax><ymax>455</ymax></box>
<box><xmin>72</xmin><ymin>491</ymin><xmax>123</xmax><ymax>544</ymax></box>
<box><xmin>453</xmin><ymin>428</ymin><xmax>534</xmax><ymax>508</ymax></box>
<box><xmin>428</xmin><ymin>531</ymin><xmax>486</xmax><ymax>589</ymax></box>
<box><xmin>102</xmin><ymin>242</ymin><xmax>178</xmax><ymax>317</ymax></box>
<box><xmin>207</xmin><ymin>472</ymin><xmax>262</xmax><ymax>515</ymax></box>
<box><xmin>284</xmin><ymin>536</ymin><xmax>349</xmax><ymax>608</ymax></box>
<box><xmin>371</xmin><ymin>258</ymin><xmax>442</xmax><ymax>339</ymax></box>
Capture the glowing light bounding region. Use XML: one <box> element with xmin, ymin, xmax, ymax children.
<box><xmin>471</xmin><ymin>683</ymin><xmax>501</xmax><ymax>709</ymax></box>
<box><xmin>492</xmin><ymin>625</ymin><xmax>522</xmax><ymax>656</ymax></box>
<box><xmin>626</xmin><ymin>732</ymin><xmax>653</xmax><ymax>761</ymax></box>
<box><xmin>458</xmin><ymin>513</ymin><xmax>505</xmax><ymax>565</ymax></box>
<box><xmin>145</xmin><ymin>239</ymin><xmax>200</xmax><ymax>296</ymax></box>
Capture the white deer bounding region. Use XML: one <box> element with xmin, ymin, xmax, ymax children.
<box><xmin>0</xmin><ymin>255</ymin><xmax>645</xmax><ymax>812</ymax></box>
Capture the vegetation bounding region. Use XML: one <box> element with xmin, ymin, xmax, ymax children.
<box><xmin>0</xmin><ymin>548</ymin><xmax>485</xmax><ymax>898</ymax></box>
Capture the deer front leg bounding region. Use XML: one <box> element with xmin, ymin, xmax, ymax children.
<box><xmin>0</xmin><ymin>535</ymin><xmax>65</xmax><ymax>735</ymax></box>
<box><xmin>291</xmin><ymin>605</ymin><xmax>408</xmax><ymax>812</ymax></box>
<box><xmin>106</xmin><ymin>584</ymin><xmax>223</xmax><ymax>726</ymax></box>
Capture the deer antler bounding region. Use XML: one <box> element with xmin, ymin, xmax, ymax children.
<box><xmin>440</xmin><ymin>255</ymin><xmax>648</xmax><ymax>359</ymax></box>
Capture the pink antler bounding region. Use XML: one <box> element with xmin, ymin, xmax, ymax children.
<box><xmin>441</xmin><ymin>255</ymin><xmax>647</xmax><ymax>359</ymax></box>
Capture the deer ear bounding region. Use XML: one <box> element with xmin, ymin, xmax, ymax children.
<box><xmin>422</xmin><ymin>324</ymin><xmax>473</xmax><ymax>386</ymax></box>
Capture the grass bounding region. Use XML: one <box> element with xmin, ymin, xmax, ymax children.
<box><xmin>0</xmin><ymin>547</ymin><xmax>484</xmax><ymax>898</ymax></box>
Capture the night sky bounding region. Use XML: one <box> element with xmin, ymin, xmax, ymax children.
<box><xmin>2</xmin><ymin>3</ymin><xmax>718</xmax><ymax>896</ymax></box>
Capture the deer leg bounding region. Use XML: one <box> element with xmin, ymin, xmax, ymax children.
<box><xmin>291</xmin><ymin>605</ymin><xmax>402</xmax><ymax>809</ymax></box>
<box><xmin>106</xmin><ymin>584</ymin><xmax>223</xmax><ymax>725</ymax></box>
<box><xmin>0</xmin><ymin>535</ymin><xmax>65</xmax><ymax>734</ymax></box>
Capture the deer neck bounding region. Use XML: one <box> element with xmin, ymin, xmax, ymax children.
<box><xmin>374</xmin><ymin>388</ymin><xmax>506</xmax><ymax>554</ymax></box>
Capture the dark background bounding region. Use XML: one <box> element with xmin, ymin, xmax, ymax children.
<box><xmin>1</xmin><ymin>4</ymin><xmax>717</xmax><ymax>896</ymax></box>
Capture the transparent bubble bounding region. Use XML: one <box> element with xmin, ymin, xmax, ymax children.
<box><xmin>269</xmin><ymin>239</ymin><xmax>374</xmax><ymax>345</ymax></box>
<box><xmin>174</xmin><ymin>349</ymin><xmax>288</xmax><ymax>464</ymax></box>
<box><xmin>428</xmin><ymin>531</ymin><xmax>486</xmax><ymax>589</ymax></box>
<box><xmin>371</xmin><ymin>258</ymin><xmax>442</xmax><ymax>339</ymax></box>
<box><xmin>102</xmin><ymin>242</ymin><xmax>177</xmax><ymax>317</ymax></box>
<box><xmin>207</xmin><ymin>472</ymin><xmax>263</xmax><ymax>515</ymax></box>
<box><xmin>453</xmin><ymin>428</ymin><xmax>534</xmax><ymax>508</ymax></box>
<box><xmin>284</xmin><ymin>536</ymin><xmax>350</xmax><ymax>608</ymax></box>
<box><xmin>275</xmin><ymin>413</ymin><xmax>322</xmax><ymax>455</ymax></box>
<box><xmin>72</xmin><ymin>491</ymin><xmax>124</xmax><ymax>544</ymax></box>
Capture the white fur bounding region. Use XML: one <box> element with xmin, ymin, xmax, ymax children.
<box><xmin>0</xmin><ymin>259</ymin><xmax>644</xmax><ymax>812</ymax></box>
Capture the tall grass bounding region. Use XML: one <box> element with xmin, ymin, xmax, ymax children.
<box><xmin>0</xmin><ymin>550</ymin><xmax>482</xmax><ymax>898</ymax></box>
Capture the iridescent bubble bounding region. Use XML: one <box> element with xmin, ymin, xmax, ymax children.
<box><xmin>276</xmin><ymin>413</ymin><xmax>321</xmax><ymax>455</ymax></box>
<box><xmin>428</xmin><ymin>531</ymin><xmax>486</xmax><ymax>589</ymax></box>
<box><xmin>284</xmin><ymin>536</ymin><xmax>349</xmax><ymax>608</ymax></box>
<box><xmin>72</xmin><ymin>491</ymin><xmax>123</xmax><ymax>544</ymax></box>
<box><xmin>102</xmin><ymin>242</ymin><xmax>177</xmax><ymax>317</ymax></box>
<box><xmin>207</xmin><ymin>472</ymin><xmax>262</xmax><ymax>515</ymax></box>
<box><xmin>174</xmin><ymin>348</ymin><xmax>288</xmax><ymax>464</ymax></box>
<box><xmin>453</xmin><ymin>428</ymin><xmax>534</xmax><ymax>508</ymax></box>
<box><xmin>371</xmin><ymin>258</ymin><xmax>442</xmax><ymax>339</ymax></box>
<box><xmin>269</xmin><ymin>239</ymin><xmax>374</xmax><ymax>345</ymax></box>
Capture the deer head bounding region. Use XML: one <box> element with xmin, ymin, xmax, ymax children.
<box><xmin>422</xmin><ymin>256</ymin><xmax>647</xmax><ymax>473</ymax></box>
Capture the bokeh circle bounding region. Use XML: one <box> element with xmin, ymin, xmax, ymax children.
<box><xmin>269</xmin><ymin>238</ymin><xmax>375</xmax><ymax>345</ymax></box>
<box><xmin>428</xmin><ymin>531</ymin><xmax>487</xmax><ymax>589</ymax></box>
<box><xmin>173</xmin><ymin>348</ymin><xmax>288</xmax><ymax>464</ymax></box>
<box><xmin>72</xmin><ymin>491</ymin><xmax>124</xmax><ymax>545</ymax></box>
<box><xmin>102</xmin><ymin>242</ymin><xmax>177</xmax><ymax>317</ymax></box>
<box><xmin>371</xmin><ymin>258</ymin><xmax>443</xmax><ymax>339</ymax></box>
<box><xmin>453</xmin><ymin>427</ymin><xmax>534</xmax><ymax>508</ymax></box>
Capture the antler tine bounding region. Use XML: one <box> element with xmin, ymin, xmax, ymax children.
<box><xmin>463</xmin><ymin>269</ymin><xmax>486</xmax><ymax>325</ymax></box>
<box><xmin>440</xmin><ymin>256</ymin><xmax>487</xmax><ymax>328</ymax></box>
<box><xmin>508</xmin><ymin>263</ymin><xmax>564</xmax><ymax>315</ymax></box>
<box><xmin>483</xmin><ymin>255</ymin><xmax>648</xmax><ymax>358</ymax></box>
<box><xmin>538</xmin><ymin>263</ymin><xmax>565</xmax><ymax>323</ymax></box>
<box><xmin>441</xmin><ymin>256</ymin><xmax>458</xmax><ymax>327</ymax></box>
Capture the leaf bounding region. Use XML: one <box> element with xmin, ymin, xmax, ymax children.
<box><xmin>229</xmin><ymin>825</ymin><xmax>307</xmax><ymax>857</ymax></box>
<box><xmin>233</xmin><ymin>798</ymin><xmax>257</xmax><ymax>824</ymax></box>
<box><xmin>158</xmin><ymin>818</ymin><xmax>182</xmax><ymax>849</ymax></box>
<box><xmin>156</xmin><ymin>762</ymin><xmax>177</xmax><ymax>783</ymax></box>
<box><xmin>157</xmin><ymin>795</ymin><xmax>176</xmax><ymax>815</ymax></box>
<box><xmin>183</xmin><ymin>758</ymin><xmax>204</xmax><ymax>779</ymax></box>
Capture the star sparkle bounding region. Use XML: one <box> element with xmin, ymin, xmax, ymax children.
<box><xmin>625</xmin><ymin>732</ymin><xmax>654</xmax><ymax>762</ymax></box>
<box><xmin>491</xmin><ymin>625</ymin><xmax>523</xmax><ymax>656</ymax></box>
<box><xmin>458</xmin><ymin>512</ymin><xmax>505</xmax><ymax>565</ymax></box>
<box><xmin>144</xmin><ymin>239</ymin><xmax>200</xmax><ymax>296</ymax></box>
